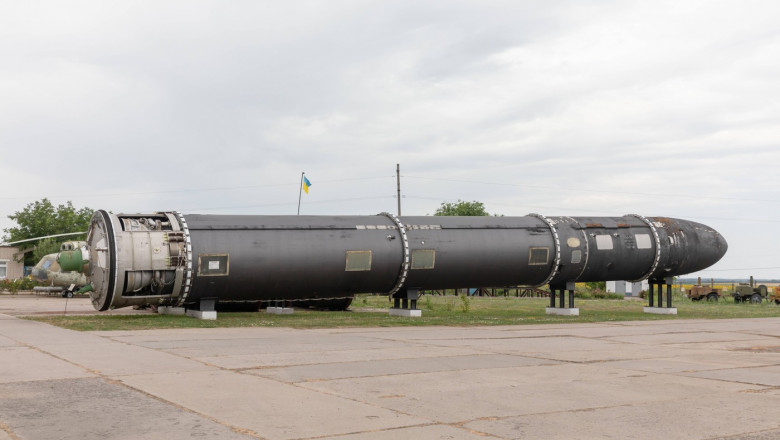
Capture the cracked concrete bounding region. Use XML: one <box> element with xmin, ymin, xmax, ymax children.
<box><xmin>1</xmin><ymin>295</ymin><xmax>780</xmax><ymax>439</ymax></box>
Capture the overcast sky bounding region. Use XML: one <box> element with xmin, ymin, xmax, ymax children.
<box><xmin>2</xmin><ymin>1</ymin><xmax>779</xmax><ymax>279</ymax></box>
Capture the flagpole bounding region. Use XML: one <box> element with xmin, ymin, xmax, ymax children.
<box><xmin>297</xmin><ymin>172</ymin><xmax>305</xmax><ymax>215</ymax></box>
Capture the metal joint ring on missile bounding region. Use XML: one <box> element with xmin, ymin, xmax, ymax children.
<box><xmin>626</xmin><ymin>213</ymin><xmax>662</xmax><ymax>282</ymax></box>
<box><xmin>87</xmin><ymin>210</ymin><xmax>118</xmax><ymax>311</ymax></box>
<box><xmin>528</xmin><ymin>213</ymin><xmax>561</xmax><ymax>287</ymax></box>
<box><xmin>173</xmin><ymin>211</ymin><xmax>193</xmax><ymax>307</ymax></box>
<box><xmin>379</xmin><ymin>212</ymin><xmax>410</xmax><ymax>296</ymax></box>
<box><xmin>563</xmin><ymin>216</ymin><xmax>590</xmax><ymax>281</ymax></box>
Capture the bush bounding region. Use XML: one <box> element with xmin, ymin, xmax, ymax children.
<box><xmin>574</xmin><ymin>282</ymin><xmax>624</xmax><ymax>300</ymax></box>
<box><xmin>444</xmin><ymin>297</ymin><xmax>455</xmax><ymax>312</ymax></box>
<box><xmin>0</xmin><ymin>278</ymin><xmax>39</xmax><ymax>294</ymax></box>
<box><xmin>459</xmin><ymin>295</ymin><xmax>471</xmax><ymax>313</ymax></box>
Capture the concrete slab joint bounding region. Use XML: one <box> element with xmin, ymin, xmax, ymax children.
<box><xmin>3</xmin><ymin>295</ymin><xmax>780</xmax><ymax>440</ymax></box>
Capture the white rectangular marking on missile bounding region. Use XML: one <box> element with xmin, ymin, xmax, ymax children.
<box><xmin>356</xmin><ymin>225</ymin><xmax>440</xmax><ymax>230</ymax></box>
<box><xmin>635</xmin><ymin>234</ymin><xmax>652</xmax><ymax>249</ymax></box>
<box><xmin>595</xmin><ymin>235</ymin><xmax>614</xmax><ymax>250</ymax></box>
<box><xmin>528</xmin><ymin>247</ymin><xmax>549</xmax><ymax>265</ymax></box>
<box><xmin>411</xmin><ymin>249</ymin><xmax>436</xmax><ymax>269</ymax></box>
<box><xmin>345</xmin><ymin>250</ymin><xmax>372</xmax><ymax>271</ymax></box>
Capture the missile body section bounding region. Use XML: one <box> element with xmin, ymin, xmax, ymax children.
<box><xmin>85</xmin><ymin>210</ymin><xmax>727</xmax><ymax>311</ymax></box>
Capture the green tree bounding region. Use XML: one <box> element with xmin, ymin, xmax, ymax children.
<box><xmin>433</xmin><ymin>200</ymin><xmax>491</xmax><ymax>216</ymax></box>
<box><xmin>3</xmin><ymin>199</ymin><xmax>92</xmax><ymax>265</ymax></box>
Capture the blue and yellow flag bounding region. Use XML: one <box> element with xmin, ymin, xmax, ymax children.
<box><xmin>303</xmin><ymin>176</ymin><xmax>312</xmax><ymax>194</ymax></box>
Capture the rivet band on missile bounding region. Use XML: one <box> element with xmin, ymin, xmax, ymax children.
<box><xmin>84</xmin><ymin>210</ymin><xmax>727</xmax><ymax>311</ymax></box>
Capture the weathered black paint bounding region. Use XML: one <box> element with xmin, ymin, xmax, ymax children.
<box><xmin>86</xmin><ymin>211</ymin><xmax>727</xmax><ymax>311</ymax></box>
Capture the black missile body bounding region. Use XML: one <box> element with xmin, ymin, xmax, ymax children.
<box><xmin>85</xmin><ymin>211</ymin><xmax>727</xmax><ymax>311</ymax></box>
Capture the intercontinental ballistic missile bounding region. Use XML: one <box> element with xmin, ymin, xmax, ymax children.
<box><xmin>79</xmin><ymin>210</ymin><xmax>727</xmax><ymax>311</ymax></box>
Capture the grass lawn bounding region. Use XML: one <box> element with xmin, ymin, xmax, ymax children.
<box><xmin>26</xmin><ymin>293</ymin><xmax>780</xmax><ymax>331</ymax></box>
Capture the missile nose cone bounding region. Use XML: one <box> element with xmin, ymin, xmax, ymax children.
<box><xmin>653</xmin><ymin>218</ymin><xmax>727</xmax><ymax>276</ymax></box>
<box><xmin>702</xmin><ymin>225</ymin><xmax>728</xmax><ymax>269</ymax></box>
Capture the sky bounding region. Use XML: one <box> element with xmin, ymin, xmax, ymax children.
<box><xmin>1</xmin><ymin>0</ymin><xmax>779</xmax><ymax>280</ymax></box>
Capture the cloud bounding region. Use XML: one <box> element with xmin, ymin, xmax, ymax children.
<box><xmin>1</xmin><ymin>0</ymin><xmax>779</xmax><ymax>277</ymax></box>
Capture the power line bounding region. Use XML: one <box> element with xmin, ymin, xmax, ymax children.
<box><xmin>404</xmin><ymin>175</ymin><xmax>780</xmax><ymax>204</ymax></box>
<box><xmin>698</xmin><ymin>266</ymin><xmax>780</xmax><ymax>272</ymax></box>
<box><xmin>0</xmin><ymin>176</ymin><xmax>394</xmax><ymax>201</ymax></box>
<box><xmin>403</xmin><ymin>195</ymin><xmax>780</xmax><ymax>223</ymax></box>
<box><xmin>182</xmin><ymin>196</ymin><xmax>395</xmax><ymax>212</ymax></box>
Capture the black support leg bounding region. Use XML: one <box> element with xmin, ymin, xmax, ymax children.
<box><xmin>407</xmin><ymin>288</ymin><xmax>419</xmax><ymax>310</ymax></box>
<box><xmin>200</xmin><ymin>298</ymin><xmax>215</xmax><ymax>312</ymax></box>
<box><xmin>389</xmin><ymin>287</ymin><xmax>422</xmax><ymax>317</ymax></box>
<box><xmin>644</xmin><ymin>277</ymin><xmax>678</xmax><ymax>314</ymax></box>
<box><xmin>567</xmin><ymin>281</ymin><xmax>575</xmax><ymax>308</ymax></box>
<box><xmin>546</xmin><ymin>282</ymin><xmax>579</xmax><ymax>316</ymax></box>
<box><xmin>649</xmin><ymin>283</ymin><xmax>655</xmax><ymax>307</ymax></box>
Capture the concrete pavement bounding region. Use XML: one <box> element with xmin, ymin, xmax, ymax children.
<box><xmin>1</xmin><ymin>295</ymin><xmax>780</xmax><ymax>439</ymax></box>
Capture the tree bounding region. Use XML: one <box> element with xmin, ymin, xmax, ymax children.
<box><xmin>3</xmin><ymin>199</ymin><xmax>93</xmax><ymax>266</ymax></box>
<box><xmin>433</xmin><ymin>200</ymin><xmax>492</xmax><ymax>216</ymax></box>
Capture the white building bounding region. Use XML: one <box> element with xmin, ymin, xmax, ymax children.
<box><xmin>606</xmin><ymin>280</ymin><xmax>648</xmax><ymax>297</ymax></box>
<box><xmin>0</xmin><ymin>246</ymin><xmax>24</xmax><ymax>280</ymax></box>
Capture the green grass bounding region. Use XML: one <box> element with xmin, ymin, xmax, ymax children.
<box><xmin>25</xmin><ymin>294</ymin><xmax>780</xmax><ymax>332</ymax></box>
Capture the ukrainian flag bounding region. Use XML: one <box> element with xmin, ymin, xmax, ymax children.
<box><xmin>303</xmin><ymin>176</ymin><xmax>312</xmax><ymax>194</ymax></box>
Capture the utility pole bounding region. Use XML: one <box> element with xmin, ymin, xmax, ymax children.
<box><xmin>396</xmin><ymin>163</ymin><xmax>402</xmax><ymax>216</ymax></box>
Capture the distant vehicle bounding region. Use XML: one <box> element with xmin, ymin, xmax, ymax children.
<box><xmin>686</xmin><ymin>277</ymin><xmax>723</xmax><ymax>302</ymax></box>
<box><xmin>30</xmin><ymin>241</ymin><xmax>89</xmax><ymax>297</ymax></box>
<box><xmin>769</xmin><ymin>286</ymin><xmax>780</xmax><ymax>305</ymax></box>
<box><xmin>732</xmin><ymin>277</ymin><xmax>768</xmax><ymax>304</ymax></box>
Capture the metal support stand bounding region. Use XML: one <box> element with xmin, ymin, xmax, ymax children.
<box><xmin>546</xmin><ymin>282</ymin><xmax>579</xmax><ymax>316</ymax></box>
<box><xmin>186</xmin><ymin>298</ymin><xmax>218</xmax><ymax>320</ymax></box>
<box><xmin>268</xmin><ymin>299</ymin><xmax>294</xmax><ymax>315</ymax></box>
<box><xmin>389</xmin><ymin>287</ymin><xmax>422</xmax><ymax>317</ymax></box>
<box><xmin>644</xmin><ymin>276</ymin><xmax>677</xmax><ymax>315</ymax></box>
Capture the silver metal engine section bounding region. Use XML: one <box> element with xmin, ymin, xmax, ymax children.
<box><xmin>87</xmin><ymin>211</ymin><xmax>190</xmax><ymax>311</ymax></box>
